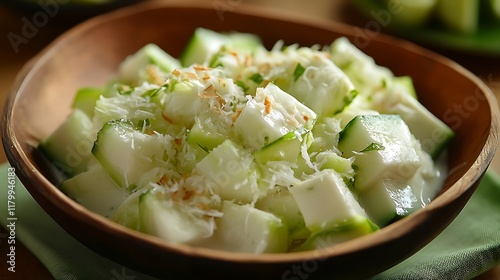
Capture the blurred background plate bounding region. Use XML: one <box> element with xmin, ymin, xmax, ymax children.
<box><xmin>352</xmin><ymin>0</ymin><xmax>500</xmax><ymax>55</ymax></box>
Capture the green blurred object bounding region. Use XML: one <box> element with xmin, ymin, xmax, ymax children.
<box><xmin>494</xmin><ymin>0</ymin><xmax>500</xmax><ymax>19</ymax></box>
<box><xmin>353</xmin><ymin>0</ymin><xmax>500</xmax><ymax>55</ymax></box>
<box><xmin>435</xmin><ymin>0</ymin><xmax>480</xmax><ymax>34</ymax></box>
<box><xmin>384</xmin><ymin>0</ymin><xmax>437</xmax><ymax>28</ymax></box>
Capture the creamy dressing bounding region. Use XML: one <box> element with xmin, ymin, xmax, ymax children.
<box><xmin>416</xmin><ymin>151</ymin><xmax>450</xmax><ymax>208</ymax></box>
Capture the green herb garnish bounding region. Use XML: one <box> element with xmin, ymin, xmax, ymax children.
<box><xmin>293</xmin><ymin>63</ymin><xmax>306</xmax><ymax>81</ymax></box>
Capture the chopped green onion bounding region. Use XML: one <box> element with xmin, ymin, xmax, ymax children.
<box><xmin>293</xmin><ymin>63</ymin><xmax>306</xmax><ymax>81</ymax></box>
<box><xmin>142</xmin><ymin>87</ymin><xmax>162</xmax><ymax>97</ymax></box>
<box><xmin>168</xmin><ymin>79</ymin><xmax>179</xmax><ymax>92</ymax></box>
<box><xmin>137</xmin><ymin>119</ymin><xmax>151</xmax><ymax>130</ymax></box>
<box><xmin>249</xmin><ymin>73</ymin><xmax>264</xmax><ymax>84</ymax></box>
<box><xmin>116</xmin><ymin>84</ymin><xmax>133</xmax><ymax>95</ymax></box>
<box><xmin>360</xmin><ymin>142</ymin><xmax>384</xmax><ymax>153</ymax></box>
<box><xmin>236</xmin><ymin>80</ymin><xmax>249</xmax><ymax>93</ymax></box>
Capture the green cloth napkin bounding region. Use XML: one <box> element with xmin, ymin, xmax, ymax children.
<box><xmin>1</xmin><ymin>162</ymin><xmax>500</xmax><ymax>279</ymax></box>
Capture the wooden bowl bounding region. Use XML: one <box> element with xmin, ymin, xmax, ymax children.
<box><xmin>2</xmin><ymin>2</ymin><xmax>499</xmax><ymax>279</ymax></box>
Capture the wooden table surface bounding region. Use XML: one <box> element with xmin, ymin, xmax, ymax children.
<box><xmin>1</xmin><ymin>0</ymin><xmax>499</xmax><ymax>279</ymax></box>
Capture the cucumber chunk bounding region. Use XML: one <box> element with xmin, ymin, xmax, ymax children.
<box><xmin>180</xmin><ymin>28</ymin><xmax>262</xmax><ymax>67</ymax></box>
<box><xmin>289</xmin><ymin>170</ymin><xmax>369</xmax><ymax>232</ymax></box>
<box><xmin>287</xmin><ymin>54</ymin><xmax>358</xmax><ymax>117</ymax></box>
<box><xmin>71</xmin><ymin>87</ymin><xmax>103</xmax><ymax>118</ymax></box>
<box><xmin>295</xmin><ymin>216</ymin><xmax>378</xmax><ymax>251</ymax></box>
<box><xmin>139</xmin><ymin>190</ymin><xmax>214</xmax><ymax>244</ymax></box>
<box><xmin>316</xmin><ymin>151</ymin><xmax>354</xmax><ymax>175</ymax></box>
<box><xmin>358</xmin><ymin>179</ymin><xmax>419</xmax><ymax>227</ymax></box>
<box><xmin>252</xmin><ymin>129</ymin><xmax>309</xmax><ymax>164</ymax></box>
<box><xmin>162</xmin><ymin>66</ymin><xmax>247</xmax><ymax>129</ymax></box>
<box><xmin>111</xmin><ymin>189</ymin><xmax>145</xmax><ymax>231</ymax></box>
<box><xmin>38</xmin><ymin>109</ymin><xmax>95</xmax><ymax>177</ymax></box>
<box><xmin>60</xmin><ymin>162</ymin><xmax>128</xmax><ymax>217</ymax></box>
<box><xmin>338</xmin><ymin>115</ymin><xmax>422</xmax><ymax>191</ymax></box>
<box><xmin>205</xmin><ymin>201</ymin><xmax>288</xmax><ymax>253</ymax></box>
<box><xmin>372</xmin><ymin>85</ymin><xmax>455</xmax><ymax>158</ymax></box>
<box><xmin>161</xmin><ymin>81</ymin><xmax>204</xmax><ymax>128</ymax></box>
<box><xmin>391</xmin><ymin>76</ymin><xmax>417</xmax><ymax>98</ymax></box>
<box><xmin>92</xmin><ymin>119</ymin><xmax>164</xmax><ymax>190</ymax></box>
<box><xmin>234</xmin><ymin>83</ymin><xmax>317</xmax><ymax>151</ymax></box>
<box><xmin>195</xmin><ymin>139</ymin><xmax>264</xmax><ymax>203</ymax></box>
<box><xmin>255</xmin><ymin>187</ymin><xmax>309</xmax><ymax>241</ymax></box>
<box><xmin>359</xmin><ymin>139</ymin><xmax>446</xmax><ymax>227</ymax></box>
<box><xmin>186</xmin><ymin>115</ymin><xmax>229</xmax><ymax>151</ymax></box>
<box><xmin>119</xmin><ymin>43</ymin><xmax>181</xmax><ymax>85</ymax></box>
<box><xmin>330</xmin><ymin>37</ymin><xmax>394</xmax><ymax>96</ymax></box>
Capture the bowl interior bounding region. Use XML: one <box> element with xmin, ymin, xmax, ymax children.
<box><xmin>2</xmin><ymin>2</ymin><xmax>499</xmax><ymax>279</ymax></box>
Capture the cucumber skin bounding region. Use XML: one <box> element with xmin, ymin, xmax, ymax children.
<box><xmin>38</xmin><ymin>109</ymin><xmax>95</xmax><ymax>177</ymax></box>
<box><xmin>139</xmin><ymin>190</ymin><xmax>213</xmax><ymax>244</ymax></box>
<box><xmin>255</xmin><ymin>188</ymin><xmax>309</xmax><ymax>242</ymax></box>
<box><xmin>252</xmin><ymin>129</ymin><xmax>307</xmax><ymax>164</ymax></box>
<box><xmin>92</xmin><ymin>119</ymin><xmax>163</xmax><ymax>190</ymax></box>
<box><xmin>289</xmin><ymin>170</ymin><xmax>369</xmax><ymax>233</ymax></box>
<box><xmin>195</xmin><ymin>139</ymin><xmax>263</xmax><ymax>203</ymax></box>
<box><xmin>338</xmin><ymin>115</ymin><xmax>422</xmax><ymax>191</ymax></box>
<box><xmin>71</xmin><ymin>87</ymin><xmax>103</xmax><ymax>118</ymax></box>
<box><xmin>59</xmin><ymin>162</ymin><xmax>128</xmax><ymax>218</ymax></box>
<box><xmin>119</xmin><ymin>43</ymin><xmax>181</xmax><ymax>85</ymax></box>
<box><xmin>207</xmin><ymin>201</ymin><xmax>288</xmax><ymax>253</ymax></box>
<box><xmin>180</xmin><ymin>28</ymin><xmax>262</xmax><ymax>67</ymax></box>
<box><xmin>294</xmin><ymin>216</ymin><xmax>378</xmax><ymax>251</ymax></box>
<box><xmin>186</xmin><ymin>117</ymin><xmax>229</xmax><ymax>151</ymax></box>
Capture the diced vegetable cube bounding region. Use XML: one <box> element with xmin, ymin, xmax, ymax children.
<box><xmin>195</xmin><ymin>139</ymin><xmax>263</xmax><ymax>203</ymax></box>
<box><xmin>338</xmin><ymin>115</ymin><xmax>423</xmax><ymax>191</ymax></box>
<box><xmin>234</xmin><ymin>83</ymin><xmax>316</xmax><ymax>151</ymax></box>
<box><xmin>289</xmin><ymin>170</ymin><xmax>368</xmax><ymax>232</ymax></box>
<box><xmin>38</xmin><ymin>109</ymin><xmax>95</xmax><ymax>177</ymax></box>
<box><xmin>92</xmin><ymin>120</ymin><xmax>164</xmax><ymax>190</ymax></box>
<box><xmin>139</xmin><ymin>190</ymin><xmax>214</xmax><ymax>244</ymax></box>
<box><xmin>60</xmin><ymin>161</ymin><xmax>129</xmax><ymax>217</ymax></box>
<box><xmin>206</xmin><ymin>201</ymin><xmax>288</xmax><ymax>253</ymax></box>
